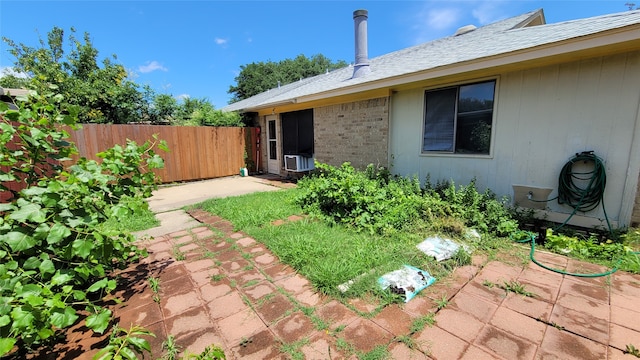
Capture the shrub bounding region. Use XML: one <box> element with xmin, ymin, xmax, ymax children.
<box><xmin>296</xmin><ymin>163</ymin><xmax>518</xmax><ymax>238</ymax></box>
<box><xmin>424</xmin><ymin>178</ymin><xmax>518</xmax><ymax>236</ymax></box>
<box><xmin>0</xmin><ymin>88</ymin><xmax>166</xmax><ymax>355</ymax></box>
<box><xmin>296</xmin><ymin>162</ymin><xmax>424</xmax><ymax>235</ymax></box>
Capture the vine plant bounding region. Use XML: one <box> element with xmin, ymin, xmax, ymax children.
<box><xmin>0</xmin><ymin>87</ymin><xmax>167</xmax><ymax>356</ymax></box>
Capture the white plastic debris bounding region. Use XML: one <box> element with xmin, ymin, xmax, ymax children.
<box><xmin>417</xmin><ymin>236</ymin><xmax>467</xmax><ymax>262</ymax></box>
<box><xmin>377</xmin><ymin>265</ymin><xmax>435</xmax><ymax>302</ymax></box>
<box><xmin>464</xmin><ymin>228</ymin><xmax>481</xmax><ymax>241</ymax></box>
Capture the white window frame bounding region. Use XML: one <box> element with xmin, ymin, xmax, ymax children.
<box><xmin>421</xmin><ymin>78</ymin><xmax>498</xmax><ymax>157</ymax></box>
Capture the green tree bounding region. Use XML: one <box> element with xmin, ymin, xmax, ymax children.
<box><xmin>227</xmin><ymin>54</ymin><xmax>347</xmax><ymax>103</ymax></box>
<box><xmin>0</xmin><ymin>71</ymin><xmax>29</xmax><ymax>89</ymax></box>
<box><xmin>0</xmin><ymin>88</ymin><xmax>166</xmax><ymax>356</ymax></box>
<box><xmin>173</xmin><ymin>97</ymin><xmax>243</xmax><ymax>127</ymax></box>
<box><xmin>150</xmin><ymin>93</ymin><xmax>178</xmax><ymax>124</ymax></box>
<box><xmin>2</xmin><ymin>27</ymin><xmax>149</xmax><ymax>124</ymax></box>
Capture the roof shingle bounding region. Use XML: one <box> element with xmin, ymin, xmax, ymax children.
<box><xmin>224</xmin><ymin>9</ymin><xmax>640</xmax><ymax>112</ymax></box>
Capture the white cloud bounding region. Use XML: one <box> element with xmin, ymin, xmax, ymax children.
<box><xmin>408</xmin><ymin>0</ymin><xmax>516</xmax><ymax>45</ymax></box>
<box><xmin>138</xmin><ymin>61</ymin><xmax>168</xmax><ymax>73</ymax></box>
<box><xmin>176</xmin><ymin>94</ymin><xmax>190</xmax><ymax>101</ymax></box>
<box><xmin>0</xmin><ymin>66</ymin><xmax>30</xmax><ymax>79</ymax></box>
<box><xmin>471</xmin><ymin>1</ymin><xmax>510</xmax><ymax>25</ymax></box>
<box><xmin>426</xmin><ymin>8</ymin><xmax>462</xmax><ymax>30</ymax></box>
<box><xmin>411</xmin><ymin>5</ymin><xmax>462</xmax><ymax>44</ymax></box>
<box><xmin>214</xmin><ymin>37</ymin><xmax>228</xmax><ymax>45</ymax></box>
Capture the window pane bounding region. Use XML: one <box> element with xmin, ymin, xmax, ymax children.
<box><xmin>455</xmin><ymin>111</ymin><xmax>492</xmax><ymax>154</ymax></box>
<box><xmin>458</xmin><ymin>81</ymin><xmax>495</xmax><ymax>113</ymax></box>
<box><xmin>269</xmin><ymin>140</ymin><xmax>277</xmax><ymax>160</ymax></box>
<box><xmin>423</xmin><ymin>88</ymin><xmax>457</xmax><ymax>152</ymax></box>
<box><xmin>456</xmin><ymin>81</ymin><xmax>494</xmax><ymax>154</ymax></box>
<box><xmin>268</xmin><ymin>120</ymin><xmax>276</xmax><ymax>139</ymax></box>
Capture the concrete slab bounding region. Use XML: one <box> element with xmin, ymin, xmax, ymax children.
<box><xmin>133</xmin><ymin>210</ymin><xmax>201</xmax><ymax>239</ymax></box>
<box><xmin>147</xmin><ymin>175</ymin><xmax>281</xmax><ymax>213</ymax></box>
<box><xmin>133</xmin><ymin>175</ymin><xmax>288</xmax><ymax>240</ymax></box>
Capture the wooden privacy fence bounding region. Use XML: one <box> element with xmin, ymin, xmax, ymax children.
<box><xmin>67</xmin><ymin>124</ymin><xmax>258</xmax><ymax>184</ymax></box>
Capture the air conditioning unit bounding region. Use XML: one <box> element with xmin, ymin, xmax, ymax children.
<box><xmin>284</xmin><ymin>155</ymin><xmax>315</xmax><ymax>172</ymax></box>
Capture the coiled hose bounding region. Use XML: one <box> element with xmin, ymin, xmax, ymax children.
<box><xmin>512</xmin><ymin>151</ymin><xmax>637</xmax><ymax>277</ymax></box>
<box><xmin>556</xmin><ymin>151</ymin><xmax>611</xmax><ymax>231</ymax></box>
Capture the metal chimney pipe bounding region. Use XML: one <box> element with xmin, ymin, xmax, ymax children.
<box><xmin>352</xmin><ymin>9</ymin><xmax>370</xmax><ymax>78</ymax></box>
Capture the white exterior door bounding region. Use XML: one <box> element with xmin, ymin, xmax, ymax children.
<box><xmin>266</xmin><ymin>116</ymin><xmax>279</xmax><ymax>174</ymax></box>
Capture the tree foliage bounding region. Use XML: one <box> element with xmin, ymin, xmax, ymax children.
<box><xmin>0</xmin><ymin>88</ymin><xmax>167</xmax><ymax>356</ymax></box>
<box><xmin>227</xmin><ymin>54</ymin><xmax>347</xmax><ymax>103</ymax></box>
<box><xmin>149</xmin><ymin>95</ymin><xmax>243</xmax><ymax>127</ymax></box>
<box><xmin>1</xmin><ymin>26</ymin><xmax>243</xmax><ymax>126</ymax></box>
<box><xmin>2</xmin><ymin>27</ymin><xmax>147</xmax><ymax>124</ymax></box>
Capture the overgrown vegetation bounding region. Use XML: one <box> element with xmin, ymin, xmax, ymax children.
<box><xmin>196</xmin><ymin>161</ymin><xmax>640</xmax><ymax>306</ymax></box>
<box><xmin>95</xmin><ymin>327</ymin><xmax>227</xmax><ymax>360</ymax></box>
<box><xmin>0</xmin><ymin>89</ymin><xmax>166</xmax><ymax>356</ymax></box>
<box><xmin>196</xmin><ymin>162</ymin><xmax>520</xmax><ymax>300</ymax></box>
<box><xmin>294</xmin><ymin>162</ymin><xmax>517</xmax><ymax>237</ymax></box>
<box><xmin>542</xmin><ymin>228</ymin><xmax>640</xmax><ymax>273</ymax></box>
<box><xmin>93</xmin><ymin>324</ymin><xmax>155</xmax><ymax>360</ymax></box>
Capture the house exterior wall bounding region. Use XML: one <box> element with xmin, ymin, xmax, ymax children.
<box><xmin>390</xmin><ymin>50</ymin><xmax>640</xmax><ymax>228</ymax></box>
<box><xmin>313</xmin><ymin>97</ymin><xmax>390</xmax><ymax>169</ymax></box>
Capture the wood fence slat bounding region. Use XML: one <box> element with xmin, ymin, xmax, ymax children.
<box><xmin>2</xmin><ymin>124</ymin><xmax>254</xmax><ymax>202</ymax></box>
<box><xmin>67</xmin><ymin>125</ymin><xmax>252</xmax><ymax>183</ymax></box>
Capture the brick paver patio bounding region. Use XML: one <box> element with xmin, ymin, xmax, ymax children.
<box><xmin>51</xmin><ymin>198</ymin><xmax>638</xmax><ymax>359</ymax></box>
<box><xmin>66</xmin><ymin>209</ymin><xmax>640</xmax><ymax>360</ymax></box>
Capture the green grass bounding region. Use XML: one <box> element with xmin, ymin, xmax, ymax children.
<box><xmin>191</xmin><ymin>189</ymin><xmax>303</xmax><ymax>229</ymax></box>
<box><xmin>188</xmin><ymin>185</ymin><xmax>640</xmax><ymax>303</ymax></box>
<box><xmin>189</xmin><ymin>188</ymin><xmax>490</xmax><ymax>300</ymax></box>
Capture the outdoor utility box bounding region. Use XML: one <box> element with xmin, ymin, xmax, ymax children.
<box><xmin>512</xmin><ymin>185</ymin><xmax>554</xmax><ymax>210</ymax></box>
<box><xmin>285</xmin><ymin>155</ymin><xmax>314</xmax><ymax>172</ymax></box>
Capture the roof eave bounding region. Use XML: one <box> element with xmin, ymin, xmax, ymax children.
<box><xmin>279</xmin><ymin>24</ymin><xmax>640</xmax><ymax>105</ymax></box>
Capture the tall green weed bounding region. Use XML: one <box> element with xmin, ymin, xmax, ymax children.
<box><xmin>424</xmin><ymin>177</ymin><xmax>518</xmax><ymax>236</ymax></box>
<box><xmin>296</xmin><ymin>163</ymin><xmax>517</xmax><ymax>237</ymax></box>
<box><xmin>0</xmin><ymin>89</ymin><xmax>166</xmax><ymax>356</ymax></box>
<box><xmin>296</xmin><ymin>162</ymin><xmax>424</xmax><ymax>235</ymax></box>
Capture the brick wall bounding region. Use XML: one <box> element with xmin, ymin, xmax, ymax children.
<box><xmin>314</xmin><ymin>97</ymin><xmax>390</xmax><ymax>169</ymax></box>
<box><xmin>632</xmin><ymin>171</ymin><xmax>640</xmax><ymax>227</ymax></box>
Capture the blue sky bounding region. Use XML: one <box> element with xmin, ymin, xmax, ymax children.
<box><xmin>0</xmin><ymin>1</ymin><xmax>632</xmax><ymax>107</ymax></box>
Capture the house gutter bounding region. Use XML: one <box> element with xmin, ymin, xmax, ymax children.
<box><xmin>228</xmin><ymin>99</ymin><xmax>297</xmax><ymax>113</ymax></box>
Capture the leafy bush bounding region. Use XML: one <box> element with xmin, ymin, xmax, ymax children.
<box><xmin>296</xmin><ymin>162</ymin><xmax>518</xmax><ymax>237</ymax></box>
<box><xmin>424</xmin><ymin>178</ymin><xmax>518</xmax><ymax>236</ymax></box>
<box><xmin>544</xmin><ymin>229</ymin><xmax>626</xmax><ymax>260</ymax></box>
<box><xmin>296</xmin><ymin>162</ymin><xmax>424</xmax><ymax>235</ymax></box>
<box><xmin>544</xmin><ymin>229</ymin><xmax>640</xmax><ymax>273</ymax></box>
<box><xmin>0</xmin><ymin>88</ymin><xmax>166</xmax><ymax>355</ymax></box>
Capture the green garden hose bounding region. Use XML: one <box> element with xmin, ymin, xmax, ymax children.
<box><xmin>556</xmin><ymin>151</ymin><xmax>612</xmax><ymax>232</ymax></box>
<box><xmin>511</xmin><ymin>151</ymin><xmax>630</xmax><ymax>277</ymax></box>
<box><xmin>511</xmin><ymin>231</ymin><xmax>623</xmax><ymax>277</ymax></box>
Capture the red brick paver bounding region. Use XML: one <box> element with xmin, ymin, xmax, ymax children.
<box><xmin>74</xmin><ymin>213</ymin><xmax>640</xmax><ymax>360</ymax></box>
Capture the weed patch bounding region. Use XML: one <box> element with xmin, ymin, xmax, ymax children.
<box><xmin>409</xmin><ymin>313</ymin><xmax>436</xmax><ymax>334</ymax></box>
